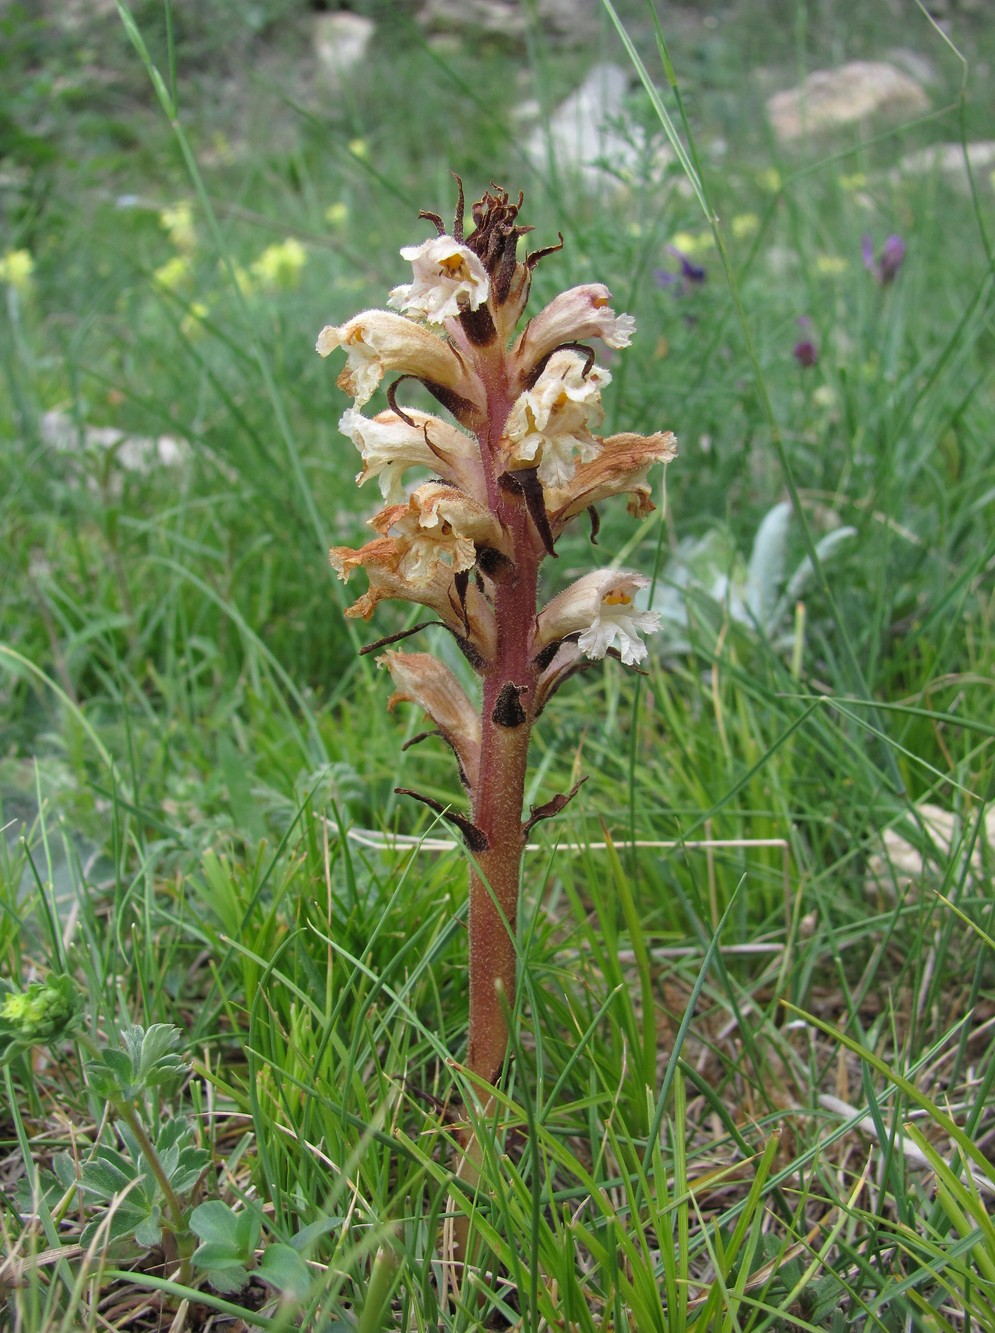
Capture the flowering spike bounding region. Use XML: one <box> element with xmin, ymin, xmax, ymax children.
<box><xmin>316</xmin><ymin>183</ymin><xmax>676</xmax><ymax>1256</ymax></box>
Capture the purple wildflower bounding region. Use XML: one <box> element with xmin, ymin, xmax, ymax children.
<box><xmin>793</xmin><ymin>315</ymin><xmax>818</xmax><ymax>368</ymax></box>
<box><xmin>793</xmin><ymin>339</ymin><xmax>818</xmax><ymax>368</ymax></box>
<box><xmin>667</xmin><ymin>246</ymin><xmax>707</xmax><ymax>285</ymax></box>
<box><xmin>654</xmin><ymin>245</ymin><xmax>707</xmax><ymax>297</ymax></box>
<box><xmin>862</xmin><ymin>233</ymin><xmax>906</xmax><ymax>286</ymax></box>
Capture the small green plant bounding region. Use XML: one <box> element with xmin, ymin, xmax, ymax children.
<box><xmin>69</xmin><ymin>1115</ymin><xmax>207</xmax><ymax>1251</ymax></box>
<box><xmin>72</xmin><ymin>1023</ymin><xmax>204</xmax><ymax>1279</ymax></box>
<box><xmin>189</xmin><ymin>1199</ymin><xmax>311</xmax><ymax>1298</ymax></box>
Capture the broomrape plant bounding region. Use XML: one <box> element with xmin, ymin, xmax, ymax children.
<box><xmin>318</xmin><ymin>179</ymin><xmax>675</xmax><ymax>1250</ymax></box>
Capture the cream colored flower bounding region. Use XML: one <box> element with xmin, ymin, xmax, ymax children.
<box><xmin>536</xmin><ymin>570</ymin><xmax>660</xmax><ymax>666</ymax></box>
<box><xmin>330</xmin><ymin>533</ymin><xmax>496</xmax><ymax>661</ymax></box>
<box><xmin>153</xmin><ymin>255</ymin><xmax>189</xmax><ymax>291</ymax></box>
<box><xmin>503</xmin><ymin>349</ymin><xmax>609</xmax><ymax>487</ymax></box>
<box><xmin>339</xmin><ymin>407</ymin><xmax>481</xmax><ymax>503</ymax></box>
<box><xmin>380</xmin><ymin>650</ymin><xmax>481</xmax><ymax>791</ymax></box>
<box><xmin>513</xmin><ymin>284</ymin><xmax>634</xmax><ymax>377</ymax></box>
<box><xmin>316</xmin><ymin>310</ymin><xmax>472</xmax><ymax>408</ymax></box>
<box><xmin>376</xmin><ymin>483</ymin><xmax>506</xmax><ymax>585</ymax></box>
<box><xmin>180</xmin><ymin>302</ymin><xmax>209</xmax><ymax>339</ymax></box>
<box><xmin>388</xmin><ymin>235</ymin><xmax>490</xmax><ymax>324</ymax></box>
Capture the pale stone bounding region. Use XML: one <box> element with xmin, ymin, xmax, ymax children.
<box><xmin>892</xmin><ymin>140</ymin><xmax>995</xmax><ymax>192</ymax></box>
<box><xmin>41</xmin><ymin>410</ymin><xmax>191</xmax><ymax>473</ymax></box>
<box><xmin>767</xmin><ymin>61</ymin><xmax>930</xmax><ymax>143</ymax></box>
<box><xmin>867</xmin><ymin>802</ymin><xmax>995</xmax><ymax>898</ymax></box>
<box><xmin>417</xmin><ymin>0</ymin><xmax>597</xmax><ymax>45</ymax></box>
<box><xmin>524</xmin><ymin>62</ymin><xmax>667</xmax><ymax>195</ymax></box>
<box><xmin>313</xmin><ymin>12</ymin><xmax>374</xmax><ymax>85</ymax></box>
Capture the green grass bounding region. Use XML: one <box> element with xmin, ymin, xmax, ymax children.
<box><xmin>2</xmin><ymin>0</ymin><xmax>994</xmax><ymax>1327</ymax></box>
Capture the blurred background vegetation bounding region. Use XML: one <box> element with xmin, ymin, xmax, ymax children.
<box><xmin>1</xmin><ymin>0</ymin><xmax>994</xmax><ymax>1324</ymax></box>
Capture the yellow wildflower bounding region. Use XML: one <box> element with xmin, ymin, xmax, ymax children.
<box><xmin>181</xmin><ymin>302</ymin><xmax>209</xmax><ymax>339</ymax></box>
<box><xmin>731</xmin><ymin>213</ymin><xmax>759</xmax><ymax>239</ymax></box>
<box><xmin>251</xmin><ymin>238</ymin><xmax>308</xmax><ymax>291</ymax></box>
<box><xmin>670</xmin><ymin>230</ymin><xmax>713</xmax><ymax>259</ymax></box>
<box><xmin>153</xmin><ymin>255</ymin><xmax>190</xmax><ymax>290</ymax></box>
<box><xmin>815</xmin><ymin>255</ymin><xmax>848</xmax><ymax>276</ymax></box>
<box><xmin>325</xmin><ymin>202</ymin><xmax>349</xmax><ymax>227</ymax></box>
<box><xmin>0</xmin><ymin>249</ymin><xmax>35</xmax><ymax>293</ymax></box>
<box><xmin>160</xmin><ymin>201</ymin><xmax>196</xmax><ymax>252</ymax></box>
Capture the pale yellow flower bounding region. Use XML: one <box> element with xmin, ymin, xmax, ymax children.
<box><xmin>815</xmin><ymin>255</ymin><xmax>848</xmax><ymax>276</ymax></box>
<box><xmin>670</xmin><ymin>230</ymin><xmax>713</xmax><ymax>259</ymax></box>
<box><xmin>325</xmin><ymin>202</ymin><xmax>349</xmax><ymax>227</ymax></box>
<box><xmin>731</xmin><ymin>213</ymin><xmax>759</xmax><ymax>239</ymax></box>
<box><xmin>375</xmin><ymin>482</ymin><xmax>506</xmax><ymax>585</ymax></box>
<box><xmin>503</xmin><ymin>349</ymin><xmax>609</xmax><ymax>488</ymax></box>
<box><xmin>758</xmin><ymin>167</ymin><xmax>782</xmax><ymax>193</ymax></box>
<box><xmin>537</xmin><ymin>570</ymin><xmax>660</xmax><ymax>666</ymax></box>
<box><xmin>546</xmin><ymin>430</ymin><xmax>678</xmax><ymax>531</ymax></box>
<box><xmin>153</xmin><ymin>255</ymin><xmax>190</xmax><ymax>290</ymax></box>
<box><xmin>251</xmin><ymin>238</ymin><xmax>308</xmax><ymax>291</ymax></box>
<box><xmin>339</xmin><ymin>406</ymin><xmax>482</xmax><ymax>503</ymax></box>
<box><xmin>316</xmin><ymin>310</ymin><xmax>477</xmax><ymax>411</ymax></box>
<box><xmin>348</xmin><ymin>138</ymin><xmax>368</xmax><ymax>159</ymax></box>
<box><xmin>839</xmin><ymin>172</ymin><xmax>867</xmax><ymax>191</ymax></box>
<box><xmin>160</xmin><ymin>201</ymin><xmax>196</xmax><ymax>252</ymax></box>
<box><xmin>0</xmin><ymin>249</ymin><xmax>34</xmax><ymax>293</ymax></box>
<box><xmin>181</xmin><ymin>302</ymin><xmax>209</xmax><ymax>339</ymax></box>
<box><xmin>513</xmin><ymin>284</ymin><xmax>635</xmax><ymax>382</ymax></box>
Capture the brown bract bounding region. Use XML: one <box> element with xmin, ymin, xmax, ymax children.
<box><xmin>380</xmin><ymin>649</ymin><xmax>481</xmax><ymax>792</ymax></box>
<box><xmin>547</xmin><ymin>430</ymin><xmax>679</xmax><ymax>531</ymax></box>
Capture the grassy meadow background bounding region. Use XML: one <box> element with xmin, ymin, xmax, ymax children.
<box><xmin>1</xmin><ymin>0</ymin><xmax>994</xmax><ymax>1327</ymax></box>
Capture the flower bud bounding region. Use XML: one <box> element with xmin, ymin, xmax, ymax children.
<box><xmin>380</xmin><ymin>650</ymin><xmax>481</xmax><ymax>791</ymax></box>
<box><xmin>0</xmin><ymin>974</ymin><xmax>83</xmax><ymax>1064</ymax></box>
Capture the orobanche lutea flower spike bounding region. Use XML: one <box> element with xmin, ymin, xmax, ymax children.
<box><xmin>318</xmin><ymin>177</ymin><xmax>675</xmax><ymax>1138</ymax></box>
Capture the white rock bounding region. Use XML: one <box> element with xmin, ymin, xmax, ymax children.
<box><xmin>866</xmin><ymin>802</ymin><xmax>995</xmax><ymax>898</ymax></box>
<box><xmin>892</xmin><ymin>140</ymin><xmax>995</xmax><ymax>192</ymax></box>
<box><xmin>524</xmin><ymin>62</ymin><xmax>661</xmax><ymax>195</ymax></box>
<box><xmin>313</xmin><ymin>12</ymin><xmax>374</xmax><ymax>85</ymax></box>
<box><xmin>41</xmin><ymin>409</ymin><xmax>190</xmax><ymax>474</ymax></box>
<box><xmin>767</xmin><ymin>61</ymin><xmax>930</xmax><ymax>143</ymax></box>
<box><xmin>417</xmin><ymin>0</ymin><xmax>597</xmax><ymax>45</ymax></box>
